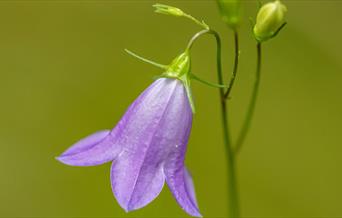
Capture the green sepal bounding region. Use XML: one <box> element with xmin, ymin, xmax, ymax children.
<box><xmin>271</xmin><ymin>22</ymin><xmax>287</xmax><ymax>39</ymax></box>
<box><xmin>164</xmin><ymin>52</ymin><xmax>190</xmax><ymax>78</ymax></box>
<box><xmin>190</xmin><ymin>73</ymin><xmax>228</xmax><ymax>88</ymax></box>
<box><xmin>125</xmin><ymin>49</ymin><xmax>167</xmax><ymax>69</ymax></box>
<box><xmin>127</xmin><ymin>49</ymin><xmax>197</xmax><ymax>113</ymax></box>
<box><xmin>181</xmin><ymin>75</ymin><xmax>196</xmax><ymax>114</ymax></box>
<box><xmin>254</xmin><ymin>22</ymin><xmax>287</xmax><ymax>42</ymax></box>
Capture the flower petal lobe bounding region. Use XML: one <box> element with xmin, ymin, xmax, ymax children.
<box><xmin>111</xmin><ymin>79</ymin><xmax>179</xmax><ymax>210</ymax></box>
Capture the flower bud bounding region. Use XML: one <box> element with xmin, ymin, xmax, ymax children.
<box><xmin>153</xmin><ymin>4</ymin><xmax>184</xmax><ymax>17</ymax></box>
<box><xmin>253</xmin><ymin>0</ymin><xmax>287</xmax><ymax>42</ymax></box>
<box><xmin>216</xmin><ymin>0</ymin><xmax>241</xmax><ymax>29</ymax></box>
<box><xmin>153</xmin><ymin>3</ymin><xmax>209</xmax><ymax>29</ymax></box>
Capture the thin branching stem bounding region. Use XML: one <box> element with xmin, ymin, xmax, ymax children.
<box><xmin>235</xmin><ymin>43</ymin><xmax>262</xmax><ymax>154</ymax></box>
<box><xmin>186</xmin><ymin>29</ymin><xmax>240</xmax><ymax>217</ymax></box>
<box><xmin>224</xmin><ymin>31</ymin><xmax>240</xmax><ymax>99</ymax></box>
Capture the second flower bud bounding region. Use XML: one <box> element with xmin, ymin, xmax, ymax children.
<box><xmin>253</xmin><ymin>0</ymin><xmax>287</xmax><ymax>42</ymax></box>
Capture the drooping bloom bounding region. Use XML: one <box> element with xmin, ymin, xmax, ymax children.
<box><xmin>57</xmin><ymin>52</ymin><xmax>201</xmax><ymax>217</ymax></box>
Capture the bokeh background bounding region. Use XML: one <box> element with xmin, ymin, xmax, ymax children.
<box><xmin>1</xmin><ymin>0</ymin><xmax>341</xmax><ymax>217</ymax></box>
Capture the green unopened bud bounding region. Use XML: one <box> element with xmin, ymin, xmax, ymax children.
<box><xmin>153</xmin><ymin>3</ymin><xmax>184</xmax><ymax>17</ymax></box>
<box><xmin>217</xmin><ymin>0</ymin><xmax>241</xmax><ymax>29</ymax></box>
<box><xmin>153</xmin><ymin>3</ymin><xmax>209</xmax><ymax>30</ymax></box>
<box><xmin>253</xmin><ymin>0</ymin><xmax>287</xmax><ymax>42</ymax></box>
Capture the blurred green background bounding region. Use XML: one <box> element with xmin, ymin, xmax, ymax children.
<box><xmin>1</xmin><ymin>0</ymin><xmax>341</xmax><ymax>217</ymax></box>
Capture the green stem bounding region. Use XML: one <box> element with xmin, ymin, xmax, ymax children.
<box><xmin>213</xmin><ymin>31</ymin><xmax>240</xmax><ymax>218</ymax></box>
<box><xmin>183</xmin><ymin>14</ymin><xmax>209</xmax><ymax>30</ymax></box>
<box><xmin>186</xmin><ymin>29</ymin><xmax>239</xmax><ymax>217</ymax></box>
<box><xmin>224</xmin><ymin>31</ymin><xmax>240</xmax><ymax>99</ymax></box>
<box><xmin>235</xmin><ymin>43</ymin><xmax>262</xmax><ymax>154</ymax></box>
<box><xmin>185</xmin><ymin>29</ymin><xmax>210</xmax><ymax>51</ymax></box>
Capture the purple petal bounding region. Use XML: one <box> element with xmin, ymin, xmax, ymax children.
<box><xmin>56</xmin><ymin>130</ymin><xmax>120</xmax><ymax>166</ymax></box>
<box><xmin>56</xmin><ymin>78</ymin><xmax>164</xmax><ymax>167</ymax></box>
<box><xmin>162</xmin><ymin>83</ymin><xmax>201</xmax><ymax>217</ymax></box>
<box><xmin>110</xmin><ymin>158</ymin><xmax>165</xmax><ymax>211</ymax></box>
<box><xmin>111</xmin><ymin>78</ymin><xmax>200</xmax><ymax>216</ymax></box>
<box><xmin>60</xmin><ymin>130</ymin><xmax>110</xmax><ymax>156</ymax></box>
<box><xmin>111</xmin><ymin>78</ymin><xmax>180</xmax><ymax>211</ymax></box>
<box><xmin>184</xmin><ymin>168</ymin><xmax>199</xmax><ymax>208</ymax></box>
<box><xmin>165</xmin><ymin>164</ymin><xmax>201</xmax><ymax>217</ymax></box>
